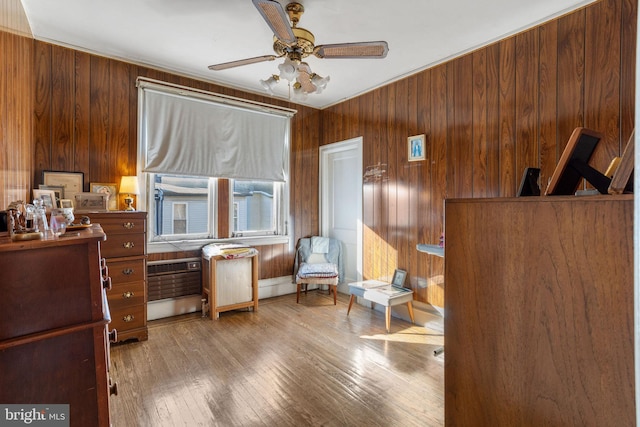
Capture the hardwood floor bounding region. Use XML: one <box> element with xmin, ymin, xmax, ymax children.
<box><xmin>109</xmin><ymin>291</ymin><xmax>444</xmax><ymax>426</ymax></box>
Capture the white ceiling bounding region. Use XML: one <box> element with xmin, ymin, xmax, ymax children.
<box><xmin>21</xmin><ymin>0</ymin><xmax>596</xmax><ymax>109</ymax></box>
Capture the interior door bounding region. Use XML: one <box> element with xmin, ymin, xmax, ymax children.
<box><xmin>320</xmin><ymin>137</ymin><xmax>363</xmax><ymax>287</ymax></box>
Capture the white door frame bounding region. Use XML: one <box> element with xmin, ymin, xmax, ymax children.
<box><xmin>319</xmin><ymin>137</ymin><xmax>363</xmax><ymax>283</ymax></box>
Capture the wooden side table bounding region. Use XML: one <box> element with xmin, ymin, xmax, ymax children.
<box><xmin>202</xmin><ymin>253</ymin><xmax>259</xmax><ymax>319</ymax></box>
<box><xmin>347</xmin><ymin>280</ymin><xmax>415</xmax><ymax>332</ymax></box>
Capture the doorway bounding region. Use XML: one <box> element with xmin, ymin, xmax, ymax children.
<box><xmin>319</xmin><ymin>137</ymin><xmax>363</xmax><ymax>291</ymax></box>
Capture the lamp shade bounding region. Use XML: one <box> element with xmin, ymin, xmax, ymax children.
<box><xmin>120</xmin><ymin>176</ymin><xmax>140</xmax><ymax>195</ymax></box>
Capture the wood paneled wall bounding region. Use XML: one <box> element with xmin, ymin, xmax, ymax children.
<box><xmin>0</xmin><ymin>30</ymin><xmax>33</xmax><ymax>209</ymax></box>
<box><xmin>0</xmin><ymin>0</ymin><xmax>635</xmax><ymax>306</ymax></box>
<box><xmin>321</xmin><ymin>0</ymin><xmax>636</xmax><ymax>307</ymax></box>
<box><xmin>29</xmin><ymin>46</ymin><xmax>321</xmax><ymax>279</ymax></box>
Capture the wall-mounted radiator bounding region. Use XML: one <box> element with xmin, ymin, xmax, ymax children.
<box><xmin>147</xmin><ymin>258</ymin><xmax>202</xmax><ymax>302</ymax></box>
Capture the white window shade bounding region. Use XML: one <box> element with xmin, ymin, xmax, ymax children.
<box><xmin>139</xmin><ymin>80</ymin><xmax>294</xmax><ymax>181</ymax></box>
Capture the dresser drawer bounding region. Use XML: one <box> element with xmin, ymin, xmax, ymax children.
<box><xmin>109</xmin><ymin>304</ymin><xmax>145</xmax><ymax>332</ymax></box>
<box><xmin>93</xmin><ymin>216</ymin><xmax>146</xmax><ymax>236</ymax></box>
<box><xmin>108</xmin><ymin>280</ymin><xmax>145</xmax><ymax>309</ymax></box>
<box><xmin>101</xmin><ymin>233</ymin><xmax>145</xmax><ymax>258</ymax></box>
<box><xmin>107</xmin><ymin>258</ymin><xmax>146</xmax><ymax>284</ymax></box>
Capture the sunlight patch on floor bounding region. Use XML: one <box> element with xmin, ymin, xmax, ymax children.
<box><xmin>359</xmin><ymin>325</ymin><xmax>444</xmax><ymax>345</ymax></box>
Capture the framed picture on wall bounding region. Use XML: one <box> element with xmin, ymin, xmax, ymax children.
<box><xmin>408</xmin><ymin>134</ymin><xmax>426</xmax><ymax>162</ymax></box>
<box><xmin>42</xmin><ymin>171</ymin><xmax>84</xmax><ymax>204</ymax></box>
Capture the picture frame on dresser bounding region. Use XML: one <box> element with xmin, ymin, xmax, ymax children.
<box><xmin>90</xmin><ymin>182</ymin><xmax>118</xmax><ymax>211</ymax></box>
<box><xmin>74</xmin><ymin>192</ymin><xmax>109</xmax><ymax>212</ymax></box>
<box><xmin>32</xmin><ymin>189</ymin><xmax>57</xmax><ymax>212</ymax></box>
<box><xmin>42</xmin><ymin>170</ymin><xmax>84</xmax><ymax>203</ymax></box>
<box><xmin>38</xmin><ymin>184</ymin><xmax>64</xmax><ymax>206</ymax></box>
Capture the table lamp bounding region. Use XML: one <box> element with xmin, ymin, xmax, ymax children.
<box><xmin>119</xmin><ymin>176</ymin><xmax>140</xmax><ymax>211</ymax></box>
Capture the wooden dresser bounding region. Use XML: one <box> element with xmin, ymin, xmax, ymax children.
<box><xmin>444</xmin><ymin>195</ymin><xmax>634</xmax><ymax>426</ymax></box>
<box><xmin>89</xmin><ymin>211</ymin><xmax>148</xmax><ymax>342</ymax></box>
<box><xmin>0</xmin><ymin>226</ymin><xmax>114</xmax><ymax>426</ymax></box>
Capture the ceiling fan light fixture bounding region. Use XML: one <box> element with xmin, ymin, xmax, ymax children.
<box><xmin>209</xmin><ymin>0</ymin><xmax>388</xmax><ymax>103</ymax></box>
<box><xmin>291</xmin><ymin>82</ymin><xmax>308</xmax><ymax>102</ymax></box>
<box><xmin>260</xmin><ymin>74</ymin><xmax>280</xmax><ymax>94</ymax></box>
<box><xmin>278</xmin><ymin>56</ymin><xmax>299</xmax><ymax>81</ymax></box>
<box><xmin>311</xmin><ymin>73</ymin><xmax>330</xmax><ymax>93</ymax></box>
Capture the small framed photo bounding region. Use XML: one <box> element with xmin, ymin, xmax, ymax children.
<box><xmin>391</xmin><ymin>269</ymin><xmax>407</xmax><ymax>288</ymax></box>
<box><xmin>408</xmin><ymin>134</ymin><xmax>426</xmax><ymax>162</ymax></box>
<box><xmin>38</xmin><ymin>184</ymin><xmax>64</xmax><ymax>207</ymax></box>
<box><xmin>42</xmin><ymin>171</ymin><xmax>84</xmax><ymax>203</ymax></box>
<box><xmin>90</xmin><ymin>182</ymin><xmax>118</xmax><ymax>211</ymax></box>
<box><xmin>74</xmin><ymin>192</ymin><xmax>109</xmax><ymax>212</ymax></box>
<box><xmin>32</xmin><ymin>189</ymin><xmax>57</xmax><ymax>212</ymax></box>
<box><xmin>59</xmin><ymin>199</ymin><xmax>74</xmax><ymax>209</ymax></box>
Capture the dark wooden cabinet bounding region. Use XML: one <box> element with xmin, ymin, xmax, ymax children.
<box><xmin>89</xmin><ymin>211</ymin><xmax>148</xmax><ymax>342</ymax></box>
<box><xmin>444</xmin><ymin>195</ymin><xmax>634</xmax><ymax>426</ymax></box>
<box><xmin>0</xmin><ymin>226</ymin><xmax>113</xmax><ymax>427</ymax></box>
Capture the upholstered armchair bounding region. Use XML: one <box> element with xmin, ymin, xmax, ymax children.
<box><xmin>293</xmin><ymin>236</ymin><xmax>344</xmax><ymax>304</ymax></box>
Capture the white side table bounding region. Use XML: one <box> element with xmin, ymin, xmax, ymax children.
<box><xmin>347</xmin><ymin>280</ymin><xmax>415</xmax><ymax>332</ymax></box>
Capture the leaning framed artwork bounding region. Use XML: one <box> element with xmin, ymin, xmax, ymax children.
<box><xmin>74</xmin><ymin>192</ymin><xmax>109</xmax><ymax>212</ymax></box>
<box><xmin>90</xmin><ymin>182</ymin><xmax>118</xmax><ymax>211</ymax></box>
<box><xmin>32</xmin><ymin>189</ymin><xmax>57</xmax><ymax>212</ymax></box>
<box><xmin>38</xmin><ymin>184</ymin><xmax>64</xmax><ymax>207</ymax></box>
<box><xmin>42</xmin><ymin>171</ymin><xmax>84</xmax><ymax>203</ymax></box>
<box><xmin>408</xmin><ymin>134</ymin><xmax>426</xmax><ymax>161</ymax></box>
<box><xmin>391</xmin><ymin>269</ymin><xmax>407</xmax><ymax>288</ymax></box>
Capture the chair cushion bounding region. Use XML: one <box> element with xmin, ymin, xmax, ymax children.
<box><xmin>296</xmin><ymin>262</ymin><xmax>338</xmax><ymax>279</ymax></box>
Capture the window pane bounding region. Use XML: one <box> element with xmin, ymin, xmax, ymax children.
<box><xmin>173</xmin><ymin>203</ymin><xmax>187</xmax><ymax>234</ymax></box>
<box><xmin>152</xmin><ymin>174</ymin><xmax>209</xmax><ymax>237</ymax></box>
<box><xmin>232</xmin><ymin>180</ymin><xmax>275</xmax><ymax>235</ymax></box>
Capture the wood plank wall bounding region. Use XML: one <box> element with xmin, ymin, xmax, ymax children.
<box><xmin>321</xmin><ymin>0</ymin><xmax>637</xmax><ymax>307</ymax></box>
<box><xmin>0</xmin><ymin>0</ymin><xmax>636</xmax><ymax>306</ymax></box>
<box><xmin>0</xmin><ymin>30</ymin><xmax>33</xmax><ymax>209</ymax></box>
<box><xmin>28</xmin><ymin>48</ymin><xmax>321</xmax><ymax>279</ymax></box>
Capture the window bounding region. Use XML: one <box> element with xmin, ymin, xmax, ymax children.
<box><xmin>151</xmin><ymin>174</ymin><xmax>212</xmax><ymax>240</ymax></box>
<box><xmin>232</xmin><ymin>180</ymin><xmax>280</xmax><ymax>237</ymax></box>
<box><xmin>137</xmin><ymin>79</ymin><xmax>294</xmax><ymax>247</ymax></box>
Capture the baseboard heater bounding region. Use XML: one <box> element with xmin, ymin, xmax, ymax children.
<box><xmin>147</xmin><ymin>257</ymin><xmax>202</xmax><ymax>302</ymax></box>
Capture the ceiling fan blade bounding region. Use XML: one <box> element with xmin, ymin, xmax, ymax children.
<box><xmin>314</xmin><ymin>41</ymin><xmax>389</xmax><ymax>59</ymax></box>
<box><xmin>252</xmin><ymin>0</ymin><xmax>296</xmax><ymax>45</ymax></box>
<box><xmin>208</xmin><ymin>55</ymin><xmax>277</xmax><ymax>71</ymax></box>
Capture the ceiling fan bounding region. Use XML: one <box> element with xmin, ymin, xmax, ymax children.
<box><xmin>208</xmin><ymin>0</ymin><xmax>389</xmax><ymax>97</ymax></box>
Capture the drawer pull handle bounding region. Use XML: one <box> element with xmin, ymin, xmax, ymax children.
<box><xmin>122</xmin><ymin>314</ymin><xmax>135</xmax><ymax>322</ymax></box>
<box><xmin>123</xmin><ymin>222</ymin><xmax>135</xmax><ymax>229</ymax></box>
<box><xmin>123</xmin><ymin>242</ymin><xmax>135</xmax><ymax>249</ymax></box>
<box><xmin>102</xmin><ymin>276</ymin><xmax>112</xmax><ymax>291</ymax></box>
<box><xmin>108</xmin><ymin>329</ymin><xmax>118</xmax><ymax>343</ymax></box>
<box><xmin>122</xmin><ymin>268</ymin><xmax>134</xmax><ymax>275</ymax></box>
<box><xmin>122</xmin><ymin>291</ymin><xmax>135</xmax><ymax>299</ymax></box>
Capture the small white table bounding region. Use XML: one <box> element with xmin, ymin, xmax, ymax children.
<box><xmin>347</xmin><ymin>280</ymin><xmax>415</xmax><ymax>332</ymax></box>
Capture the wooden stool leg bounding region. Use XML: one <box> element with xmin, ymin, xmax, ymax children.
<box><xmin>332</xmin><ymin>285</ymin><xmax>337</xmax><ymax>305</ymax></box>
<box><xmin>385</xmin><ymin>306</ymin><xmax>391</xmax><ymax>333</ymax></box>
<box><xmin>296</xmin><ymin>283</ymin><xmax>301</xmax><ymax>303</ymax></box>
<box><xmin>347</xmin><ymin>294</ymin><xmax>355</xmax><ymax>315</ymax></box>
<box><xmin>407</xmin><ymin>302</ymin><xmax>415</xmax><ymax>324</ymax></box>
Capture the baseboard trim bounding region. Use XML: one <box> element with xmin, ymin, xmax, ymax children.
<box><xmin>148</xmin><ymin>275</ymin><xmax>444</xmax><ymax>328</ymax></box>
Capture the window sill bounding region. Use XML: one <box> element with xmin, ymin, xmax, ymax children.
<box><xmin>148</xmin><ymin>235</ymin><xmax>291</xmax><ymax>254</ymax></box>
